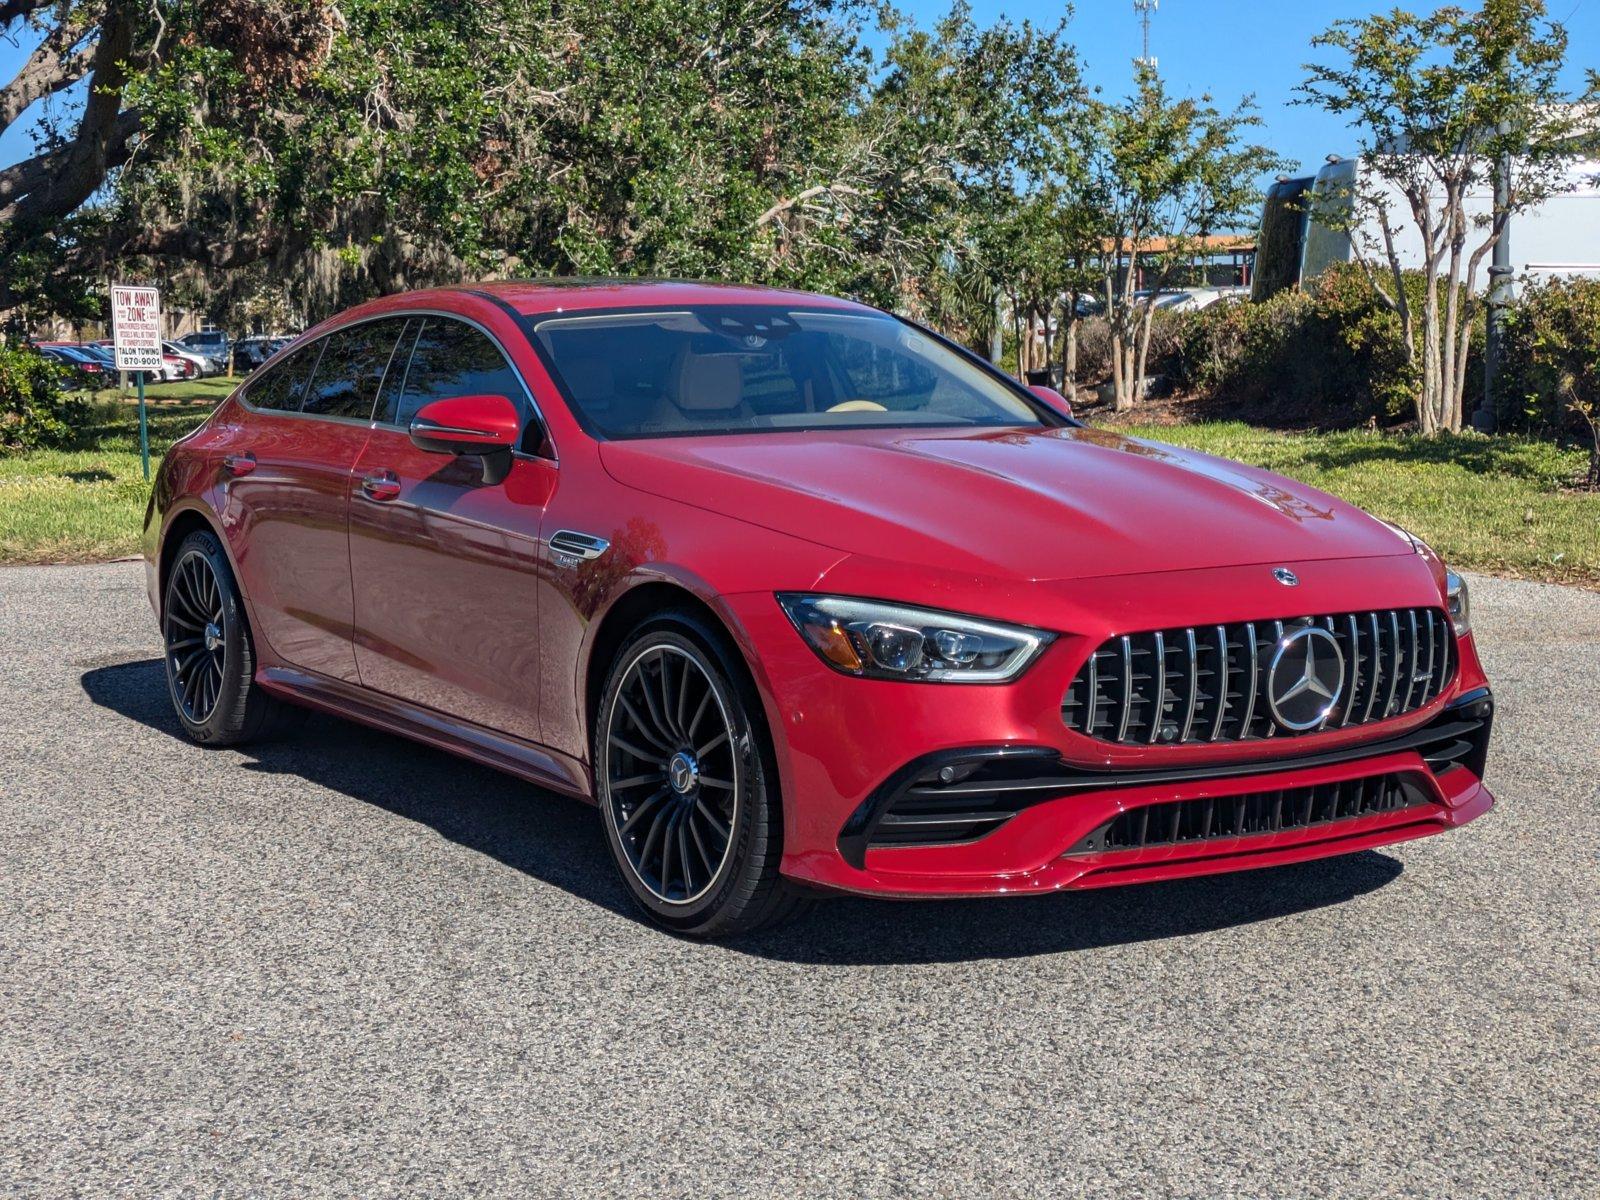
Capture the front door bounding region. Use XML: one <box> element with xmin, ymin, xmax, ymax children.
<box><xmin>347</xmin><ymin>315</ymin><xmax>555</xmax><ymax>743</ymax></box>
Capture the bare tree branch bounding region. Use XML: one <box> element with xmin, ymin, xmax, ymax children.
<box><xmin>0</xmin><ymin>13</ymin><xmax>96</xmax><ymax>138</ymax></box>
<box><xmin>0</xmin><ymin>4</ymin><xmax>135</xmax><ymax>229</ymax></box>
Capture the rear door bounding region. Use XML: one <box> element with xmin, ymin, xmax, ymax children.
<box><xmin>220</xmin><ymin>319</ymin><xmax>409</xmax><ymax>680</ymax></box>
<box><xmin>347</xmin><ymin>315</ymin><xmax>555</xmax><ymax>742</ymax></box>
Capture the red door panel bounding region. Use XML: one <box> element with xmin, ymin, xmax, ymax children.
<box><xmin>222</xmin><ymin>412</ymin><xmax>371</xmax><ymax>681</ymax></box>
<box><xmin>347</xmin><ymin>428</ymin><xmax>554</xmax><ymax>742</ymax></box>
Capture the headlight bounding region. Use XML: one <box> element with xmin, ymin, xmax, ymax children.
<box><xmin>777</xmin><ymin>594</ymin><xmax>1052</xmax><ymax>683</ymax></box>
<box><xmin>1446</xmin><ymin>570</ymin><xmax>1470</xmax><ymax>635</ymax></box>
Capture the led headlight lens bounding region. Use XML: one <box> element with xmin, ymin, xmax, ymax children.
<box><xmin>777</xmin><ymin>594</ymin><xmax>1052</xmax><ymax>683</ymax></box>
<box><xmin>1446</xmin><ymin>569</ymin><xmax>1470</xmax><ymax>635</ymax></box>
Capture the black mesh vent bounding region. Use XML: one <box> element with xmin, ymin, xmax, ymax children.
<box><xmin>1072</xmin><ymin>774</ymin><xmax>1428</xmax><ymax>854</ymax></box>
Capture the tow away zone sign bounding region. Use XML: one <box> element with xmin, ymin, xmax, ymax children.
<box><xmin>111</xmin><ymin>284</ymin><xmax>163</xmax><ymax>372</ymax></box>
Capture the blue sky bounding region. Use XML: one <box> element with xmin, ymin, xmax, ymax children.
<box><xmin>3</xmin><ymin>1</ymin><xmax>1597</xmax><ymax>179</ymax></box>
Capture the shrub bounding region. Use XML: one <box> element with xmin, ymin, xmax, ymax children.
<box><xmin>1071</xmin><ymin>315</ymin><xmax>1112</xmax><ymax>387</ymax></box>
<box><xmin>0</xmin><ymin>344</ymin><xmax>92</xmax><ymax>451</ymax></box>
<box><xmin>1498</xmin><ymin>276</ymin><xmax>1600</xmax><ymax>486</ymax></box>
<box><xmin>1167</xmin><ymin>263</ymin><xmax>1447</xmax><ymax>426</ymax></box>
<box><xmin>1070</xmin><ymin>310</ymin><xmax>1190</xmax><ymax>397</ymax></box>
<box><xmin>1308</xmin><ymin>262</ymin><xmax>1424</xmax><ymax>420</ymax></box>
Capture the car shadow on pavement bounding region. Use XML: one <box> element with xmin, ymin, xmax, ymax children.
<box><xmin>84</xmin><ymin>658</ymin><xmax>1405</xmax><ymax>966</ymax></box>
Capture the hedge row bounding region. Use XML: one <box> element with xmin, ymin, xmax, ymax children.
<box><xmin>1144</xmin><ymin>264</ymin><xmax>1596</xmax><ymax>442</ymax></box>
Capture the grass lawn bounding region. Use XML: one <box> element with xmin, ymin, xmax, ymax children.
<box><xmin>0</xmin><ymin>377</ymin><xmax>235</xmax><ymax>565</ymax></box>
<box><xmin>3</xmin><ymin>381</ymin><xmax>1598</xmax><ymax>586</ymax></box>
<box><xmin>1124</xmin><ymin>421</ymin><xmax>1600</xmax><ymax>586</ymax></box>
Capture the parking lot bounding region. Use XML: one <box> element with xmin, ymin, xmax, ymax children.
<box><xmin>1</xmin><ymin>561</ymin><xmax>1596</xmax><ymax>1197</ymax></box>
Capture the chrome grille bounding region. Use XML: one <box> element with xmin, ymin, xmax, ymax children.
<box><xmin>1061</xmin><ymin>608</ymin><xmax>1454</xmax><ymax>745</ymax></box>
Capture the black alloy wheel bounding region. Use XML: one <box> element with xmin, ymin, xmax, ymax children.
<box><xmin>164</xmin><ymin>547</ymin><xmax>228</xmax><ymax>723</ymax></box>
<box><xmin>595</xmin><ymin>615</ymin><xmax>811</xmax><ymax>937</ymax></box>
<box><xmin>605</xmin><ymin>643</ymin><xmax>739</xmax><ymax>906</ymax></box>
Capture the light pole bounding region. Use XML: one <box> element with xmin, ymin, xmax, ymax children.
<box><xmin>1475</xmin><ymin>140</ymin><xmax>1512</xmax><ymax>434</ymax></box>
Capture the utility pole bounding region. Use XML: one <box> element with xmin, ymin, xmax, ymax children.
<box><xmin>1134</xmin><ymin>0</ymin><xmax>1158</xmax><ymax>69</ymax></box>
<box><xmin>1476</xmin><ymin>132</ymin><xmax>1511</xmax><ymax>434</ymax></box>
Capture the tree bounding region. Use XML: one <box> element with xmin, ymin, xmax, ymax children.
<box><xmin>855</xmin><ymin>6</ymin><xmax>1086</xmax><ymax>342</ymax></box>
<box><xmin>1089</xmin><ymin>66</ymin><xmax>1277</xmax><ymax>412</ymax></box>
<box><xmin>1299</xmin><ymin>0</ymin><xmax>1598</xmax><ymax>433</ymax></box>
<box><xmin>0</xmin><ymin>2</ymin><xmax>347</xmax><ymax>314</ymax></box>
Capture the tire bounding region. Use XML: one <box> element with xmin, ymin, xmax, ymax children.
<box><xmin>594</xmin><ymin>611</ymin><xmax>811</xmax><ymax>938</ymax></box>
<box><xmin>161</xmin><ymin>528</ymin><xmax>303</xmax><ymax>746</ymax></box>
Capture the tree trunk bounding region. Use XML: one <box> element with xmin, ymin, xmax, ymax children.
<box><xmin>1011</xmin><ymin>291</ymin><xmax>1023</xmax><ymax>378</ymax></box>
<box><xmin>1419</xmin><ymin>274</ymin><xmax>1443</xmax><ymax>433</ymax></box>
<box><xmin>1061</xmin><ymin>300</ymin><xmax>1079</xmax><ymax>404</ymax></box>
<box><xmin>1133</xmin><ymin>301</ymin><xmax>1157</xmax><ymax>407</ymax></box>
<box><xmin>990</xmin><ymin>288</ymin><xmax>1003</xmax><ymax>365</ymax></box>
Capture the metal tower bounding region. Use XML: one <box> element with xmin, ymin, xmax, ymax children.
<box><xmin>1134</xmin><ymin>0</ymin><xmax>1158</xmax><ymax>68</ymax></box>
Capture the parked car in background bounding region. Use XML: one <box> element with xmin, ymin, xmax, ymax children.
<box><xmin>87</xmin><ymin>339</ymin><xmax>189</xmax><ymax>381</ymax></box>
<box><xmin>35</xmin><ymin>344</ymin><xmax>106</xmax><ymax>388</ymax></box>
<box><xmin>177</xmin><ymin>329</ymin><xmax>231</xmax><ymax>360</ymax></box>
<box><xmin>1132</xmin><ymin>288</ymin><xmax>1228</xmax><ymax>313</ymax></box>
<box><xmin>76</xmin><ymin>342</ymin><xmax>118</xmax><ymax>371</ymax></box>
<box><xmin>164</xmin><ymin>341</ymin><xmax>222</xmax><ymax>377</ymax></box>
<box><xmin>144</xmin><ymin>279</ymin><xmax>1494</xmax><ymax>938</ymax></box>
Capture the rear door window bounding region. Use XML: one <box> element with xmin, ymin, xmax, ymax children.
<box><xmin>301</xmin><ymin>319</ymin><xmax>410</xmax><ymax>420</ymax></box>
<box><xmin>245</xmin><ymin>342</ymin><xmax>322</xmax><ymax>412</ymax></box>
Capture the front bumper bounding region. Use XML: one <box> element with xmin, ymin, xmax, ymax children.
<box><xmin>720</xmin><ymin>562</ymin><xmax>1495</xmax><ymax>899</ymax></box>
<box><xmin>825</xmin><ymin>690</ymin><xmax>1493</xmax><ymax>896</ymax></box>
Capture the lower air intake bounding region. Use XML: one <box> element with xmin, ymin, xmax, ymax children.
<box><xmin>1068</xmin><ymin>773</ymin><xmax>1429</xmax><ymax>854</ymax></box>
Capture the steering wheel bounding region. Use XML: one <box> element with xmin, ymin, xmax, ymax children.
<box><xmin>825</xmin><ymin>399</ymin><xmax>888</xmax><ymax>413</ymax></box>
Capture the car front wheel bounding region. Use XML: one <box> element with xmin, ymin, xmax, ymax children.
<box><xmin>595</xmin><ymin>614</ymin><xmax>809</xmax><ymax>938</ymax></box>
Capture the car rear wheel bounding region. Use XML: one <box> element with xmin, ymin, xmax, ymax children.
<box><xmin>595</xmin><ymin>614</ymin><xmax>810</xmax><ymax>938</ymax></box>
<box><xmin>162</xmin><ymin>529</ymin><xmax>302</xmax><ymax>746</ymax></box>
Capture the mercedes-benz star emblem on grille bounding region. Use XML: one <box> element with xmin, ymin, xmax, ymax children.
<box><xmin>1273</xmin><ymin>567</ymin><xmax>1299</xmax><ymax>586</ymax></box>
<box><xmin>1266</xmin><ymin>626</ymin><xmax>1346</xmax><ymax>731</ymax></box>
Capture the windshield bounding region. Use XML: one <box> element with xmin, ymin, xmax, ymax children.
<box><xmin>530</xmin><ymin>306</ymin><xmax>1049</xmax><ymax>439</ymax></box>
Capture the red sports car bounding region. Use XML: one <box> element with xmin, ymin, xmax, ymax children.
<box><xmin>144</xmin><ymin>281</ymin><xmax>1494</xmax><ymax>936</ymax></box>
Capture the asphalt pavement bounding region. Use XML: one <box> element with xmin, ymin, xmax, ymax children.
<box><xmin>1</xmin><ymin>562</ymin><xmax>1596</xmax><ymax>1198</ymax></box>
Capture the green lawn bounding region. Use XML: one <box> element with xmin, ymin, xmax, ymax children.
<box><xmin>1124</xmin><ymin>421</ymin><xmax>1600</xmax><ymax>586</ymax></box>
<box><xmin>0</xmin><ymin>378</ymin><xmax>235</xmax><ymax>565</ymax></box>
<box><xmin>3</xmin><ymin>382</ymin><xmax>1598</xmax><ymax>586</ymax></box>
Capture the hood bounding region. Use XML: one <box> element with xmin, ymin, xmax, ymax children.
<box><xmin>599</xmin><ymin>425</ymin><xmax>1415</xmax><ymax>582</ymax></box>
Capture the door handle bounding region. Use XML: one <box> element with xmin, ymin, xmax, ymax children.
<box><xmin>360</xmin><ymin>469</ymin><xmax>401</xmax><ymax>501</ymax></box>
<box><xmin>221</xmin><ymin>452</ymin><xmax>256</xmax><ymax>477</ymax></box>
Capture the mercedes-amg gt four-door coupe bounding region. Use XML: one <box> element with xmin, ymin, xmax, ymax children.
<box><xmin>144</xmin><ymin>281</ymin><xmax>1494</xmax><ymax>936</ymax></box>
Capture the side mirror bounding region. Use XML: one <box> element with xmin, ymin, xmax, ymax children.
<box><xmin>408</xmin><ymin>393</ymin><xmax>521</xmax><ymax>456</ymax></box>
<box><xmin>1028</xmin><ymin>384</ymin><xmax>1074</xmax><ymax>420</ymax></box>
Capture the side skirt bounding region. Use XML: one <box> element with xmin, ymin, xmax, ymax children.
<box><xmin>257</xmin><ymin>666</ymin><xmax>594</xmax><ymax>801</ymax></box>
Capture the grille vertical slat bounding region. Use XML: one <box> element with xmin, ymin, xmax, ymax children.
<box><xmin>1210</xmin><ymin>625</ymin><xmax>1230</xmax><ymax>742</ymax></box>
<box><xmin>1064</xmin><ymin>608</ymin><xmax>1455</xmax><ymax>746</ymax></box>
<box><xmin>1405</xmin><ymin>610</ymin><xmax>1422</xmax><ymax>712</ymax></box>
<box><xmin>1363</xmin><ymin>612</ymin><xmax>1383</xmax><ymax>723</ymax></box>
<box><xmin>1178</xmin><ymin>629</ymin><xmax>1200</xmax><ymax>743</ymax></box>
<box><xmin>1239</xmin><ymin>622</ymin><xmax>1259</xmax><ymax>739</ymax></box>
<box><xmin>1116</xmin><ymin>636</ymin><xmax>1134</xmax><ymax>742</ymax></box>
<box><xmin>1340</xmin><ymin>614</ymin><xmax>1360</xmax><ymax>726</ymax></box>
<box><xmin>1158</xmin><ymin>633</ymin><xmax>1171</xmax><ymax>748</ymax></box>
<box><xmin>1383</xmin><ymin>612</ymin><xmax>1404</xmax><ymax>719</ymax></box>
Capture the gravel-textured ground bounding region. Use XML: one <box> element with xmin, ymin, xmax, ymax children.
<box><xmin>1</xmin><ymin>563</ymin><xmax>1595</xmax><ymax>1198</ymax></box>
